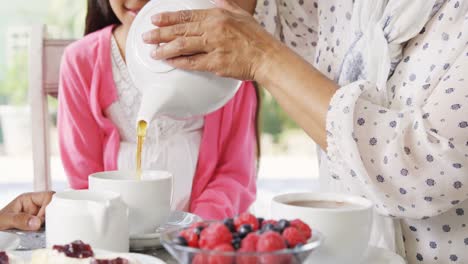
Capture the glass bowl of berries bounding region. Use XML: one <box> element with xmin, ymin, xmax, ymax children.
<box><xmin>161</xmin><ymin>213</ymin><xmax>323</xmax><ymax>264</ymax></box>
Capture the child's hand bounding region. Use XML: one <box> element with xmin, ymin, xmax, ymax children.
<box><xmin>0</xmin><ymin>191</ymin><xmax>55</xmax><ymax>231</ymax></box>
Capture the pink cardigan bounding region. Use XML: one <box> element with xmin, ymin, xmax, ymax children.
<box><xmin>57</xmin><ymin>26</ymin><xmax>257</xmax><ymax>220</ymax></box>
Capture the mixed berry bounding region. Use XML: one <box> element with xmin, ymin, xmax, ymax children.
<box><xmin>0</xmin><ymin>252</ymin><xmax>8</xmax><ymax>264</ymax></box>
<box><xmin>91</xmin><ymin>257</ymin><xmax>129</xmax><ymax>264</ymax></box>
<box><xmin>53</xmin><ymin>240</ymin><xmax>94</xmax><ymax>258</ymax></box>
<box><xmin>172</xmin><ymin>213</ymin><xmax>313</xmax><ymax>263</ymax></box>
<box><xmin>52</xmin><ymin>241</ymin><xmax>129</xmax><ymax>263</ymax></box>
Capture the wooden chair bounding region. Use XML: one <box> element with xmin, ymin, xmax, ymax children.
<box><xmin>29</xmin><ymin>25</ymin><xmax>74</xmax><ymax>191</ymax></box>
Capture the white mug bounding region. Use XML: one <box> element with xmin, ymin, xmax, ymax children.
<box><xmin>89</xmin><ymin>170</ymin><xmax>173</xmax><ymax>236</ymax></box>
<box><xmin>46</xmin><ymin>190</ymin><xmax>129</xmax><ymax>252</ymax></box>
<box><xmin>271</xmin><ymin>192</ymin><xmax>373</xmax><ymax>264</ymax></box>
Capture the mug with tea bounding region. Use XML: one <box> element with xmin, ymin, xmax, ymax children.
<box><xmin>89</xmin><ymin>170</ymin><xmax>173</xmax><ymax>236</ymax></box>
<box><xmin>271</xmin><ymin>192</ymin><xmax>373</xmax><ymax>264</ymax></box>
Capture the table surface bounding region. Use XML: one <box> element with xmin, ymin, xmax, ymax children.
<box><xmin>7</xmin><ymin>229</ymin><xmax>178</xmax><ymax>264</ymax></box>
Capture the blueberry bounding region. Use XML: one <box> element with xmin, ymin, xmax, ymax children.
<box><xmin>295</xmin><ymin>243</ymin><xmax>304</xmax><ymax>249</ymax></box>
<box><xmin>223</xmin><ymin>218</ymin><xmax>236</xmax><ymax>233</ymax></box>
<box><xmin>239</xmin><ymin>224</ymin><xmax>253</xmax><ymax>238</ymax></box>
<box><xmin>261</xmin><ymin>223</ymin><xmax>276</xmax><ymax>233</ymax></box>
<box><xmin>232</xmin><ymin>232</ymin><xmax>241</xmax><ymax>241</ymax></box>
<box><xmin>277</xmin><ymin>219</ymin><xmax>290</xmax><ymax>233</ymax></box>
<box><xmin>232</xmin><ymin>236</ymin><xmax>242</xmax><ymax>250</ymax></box>
<box><xmin>194</xmin><ymin>226</ymin><xmax>204</xmax><ymax>236</ymax></box>
<box><xmin>257</xmin><ymin>217</ymin><xmax>264</xmax><ymax>227</ymax></box>
<box><xmin>173</xmin><ymin>236</ymin><xmax>188</xmax><ymax>246</ymax></box>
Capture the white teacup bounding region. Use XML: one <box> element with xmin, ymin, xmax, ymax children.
<box><xmin>46</xmin><ymin>190</ymin><xmax>129</xmax><ymax>252</ymax></box>
<box><xmin>271</xmin><ymin>192</ymin><xmax>373</xmax><ymax>264</ymax></box>
<box><xmin>89</xmin><ymin>170</ymin><xmax>173</xmax><ymax>236</ymax></box>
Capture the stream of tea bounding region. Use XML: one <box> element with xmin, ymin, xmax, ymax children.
<box><xmin>136</xmin><ymin>120</ymin><xmax>148</xmax><ymax>180</ymax></box>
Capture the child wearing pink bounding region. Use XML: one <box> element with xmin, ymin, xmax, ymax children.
<box><xmin>58</xmin><ymin>25</ymin><xmax>258</xmax><ymax>220</ymax></box>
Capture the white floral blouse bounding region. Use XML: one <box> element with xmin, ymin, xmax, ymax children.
<box><xmin>255</xmin><ymin>0</ymin><xmax>468</xmax><ymax>263</ymax></box>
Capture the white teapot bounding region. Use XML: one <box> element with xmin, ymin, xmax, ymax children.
<box><xmin>46</xmin><ymin>190</ymin><xmax>129</xmax><ymax>252</ymax></box>
<box><xmin>126</xmin><ymin>0</ymin><xmax>242</xmax><ymax>123</ymax></box>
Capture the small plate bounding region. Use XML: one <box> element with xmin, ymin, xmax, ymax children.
<box><xmin>130</xmin><ymin>211</ymin><xmax>202</xmax><ymax>251</ymax></box>
<box><xmin>11</xmin><ymin>249</ymin><xmax>167</xmax><ymax>264</ymax></box>
<box><xmin>0</xmin><ymin>232</ymin><xmax>20</xmax><ymax>250</ymax></box>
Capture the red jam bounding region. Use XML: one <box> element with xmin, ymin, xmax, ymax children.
<box><xmin>0</xmin><ymin>252</ymin><xmax>8</xmax><ymax>264</ymax></box>
<box><xmin>91</xmin><ymin>258</ymin><xmax>129</xmax><ymax>264</ymax></box>
<box><xmin>52</xmin><ymin>240</ymin><xmax>94</xmax><ymax>258</ymax></box>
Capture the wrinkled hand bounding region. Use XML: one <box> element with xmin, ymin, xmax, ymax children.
<box><xmin>142</xmin><ymin>0</ymin><xmax>279</xmax><ymax>81</ymax></box>
<box><xmin>0</xmin><ymin>191</ymin><xmax>54</xmax><ymax>231</ymax></box>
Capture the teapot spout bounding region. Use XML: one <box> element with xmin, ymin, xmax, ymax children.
<box><xmin>136</xmin><ymin>84</ymin><xmax>173</xmax><ymax>125</ymax></box>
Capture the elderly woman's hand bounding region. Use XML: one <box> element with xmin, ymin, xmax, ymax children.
<box><xmin>0</xmin><ymin>192</ymin><xmax>55</xmax><ymax>231</ymax></box>
<box><xmin>142</xmin><ymin>0</ymin><xmax>281</xmax><ymax>81</ymax></box>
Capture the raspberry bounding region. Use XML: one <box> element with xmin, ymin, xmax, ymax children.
<box><xmin>191</xmin><ymin>222</ymin><xmax>208</xmax><ymax>229</ymax></box>
<box><xmin>236</xmin><ymin>248</ymin><xmax>258</xmax><ymax>264</ymax></box>
<box><xmin>199</xmin><ymin>223</ymin><xmax>233</xmax><ymax>250</ymax></box>
<box><xmin>179</xmin><ymin>228</ymin><xmax>199</xmax><ymax>248</ymax></box>
<box><xmin>235</xmin><ymin>213</ymin><xmax>259</xmax><ymax>232</ymax></box>
<box><xmin>208</xmin><ymin>243</ymin><xmax>234</xmax><ymax>264</ymax></box>
<box><xmin>290</xmin><ymin>219</ymin><xmax>312</xmax><ymax>240</ymax></box>
<box><xmin>192</xmin><ymin>253</ymin><xmax>208</xmax><ymax>264</ymax></box>
<box><xmin>240</xmin><ymin>233</ymin><xmax>259</xmax><ymax>252</ymax></box>
<box><xmin>0</xmin><ymin>252</ymin><xmax>8</xmax><ymax>264</ymax></box>
<box><xmin>257</xmin><ymin>231</ymin><xmax>288</xmax><ymax>264</ymax></box>
<box><xmin>282</xmin><ymin>227</ymin><xmax>307</xmax><ymax>248</ymax></box>
<box><xmin>91</xmin><ymin>258</ymin><xmax>129</xmax><ymax>264</ymax></box>
<box><xmin>257</xmin><ymin>231</ymin><xmax>286</xmax><ymax>252</ymax></box>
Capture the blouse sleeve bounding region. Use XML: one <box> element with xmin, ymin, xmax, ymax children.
<box><xmin>254</xmin><ymin>0</ymin><xmax>318</xmax><ymax>63</ymax></box>
<box><xmin>57</xmin><ymin>48</ymin><xmax>105</xmax><ymax>189</ymax></box>
<box><xmin>326</xmin><ymin>45</ymin><xmax>468</xmax><ymax>220</ymax></box>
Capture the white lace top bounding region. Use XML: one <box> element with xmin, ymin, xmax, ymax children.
<box><xmin>106</xmin><ymin>36</ymin><xmax>204</xmax><ymax>211</ymax></box>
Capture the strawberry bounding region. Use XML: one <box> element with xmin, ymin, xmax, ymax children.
<box><xmin>282</xmin><ymin>227</ymin><xmax>307</xmax><ymax>248</ymax></box>
<box><xmin>179</xmin><ymin>228</ymin><xmax>199</xmax><ymax>248</ymax></box>
<box><xmin>290</xmin><ymin>219</ymin><xmax>312</xmax><ymax>240</ymax></box>
<box><xmin>199</xmin><ymin>223</ymin><xmax>233</xmax><ymax>250</ymax></box>
<box><xmin>235</xmin><ymin>213</ymin><xmax>259</xmax><ymax>231</ymax></box>
<box><xmin>240</xmin><ymin>233</ymin><xmax>259</xmax><ymax>252</ymax></box>
<box><xmin>208</xmin><ymin>243</ymin><xmax>234</xmax><ymax>264</ymax></box>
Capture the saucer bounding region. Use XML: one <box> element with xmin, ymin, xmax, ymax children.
<box><xmin>0</xmin><ymin>232</ymin><xmax>20</xmax><ymax>250</ymax></box>
<box><xmin>12</xmin><ymin>249</ymin><xmax>167</xmax><ymax>264</ymax></box>
<box><xmin>130</xmin><ymin>211</ymin><xmax>201</xmax><ymax>250</ymax></box>
<box><xmin>361</xmin><ymin>246</ymin><xmax>406</xmax><ymax>264</ymax></box>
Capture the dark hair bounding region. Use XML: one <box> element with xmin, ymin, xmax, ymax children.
<box><xmin>84</xmin><ymin>0</ymin><xmax>262</xmax><ymax>163</ymax></box>
<box><xmin>85</xmin><ymin>0</ymin><xmax>121</xmax><ymax>35</ymax></box>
